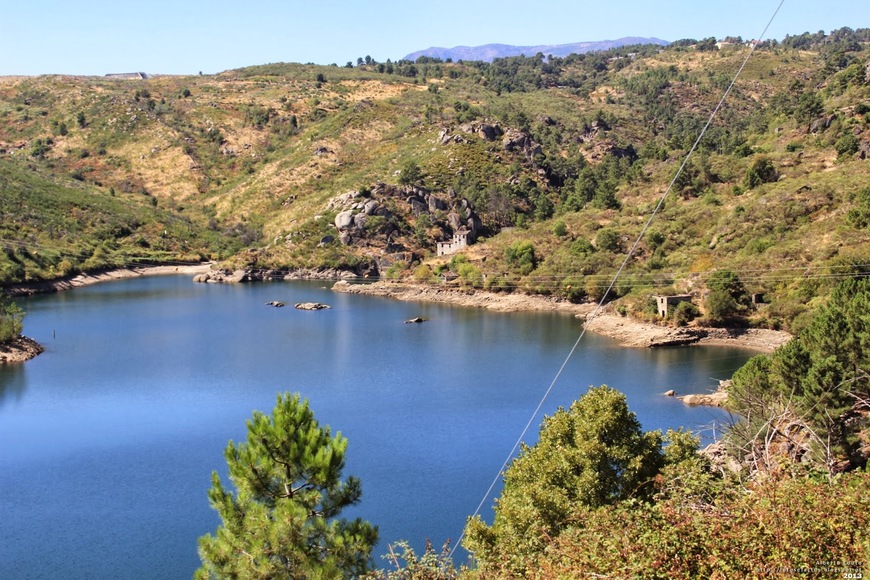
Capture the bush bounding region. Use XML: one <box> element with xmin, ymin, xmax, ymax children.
<box><xmin>744</xmin><ymin>156</ymin><xmax>778</xmax><ymax>189</ymax></box>
<box><xmin>671</xmin><ymin>300</ymin><xmax>699</xmax><ymax>326</ymax></box>
<box><xmin>504</xmin><ymin>240</ymin><xmax>537</xmax><ymax>275</ymax></box>
<box><xmin>596</xmin><ymin>228</ymin><xmax>621</xmax><ymax>252</ymax></box>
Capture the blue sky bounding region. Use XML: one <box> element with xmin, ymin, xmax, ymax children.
<box><xmin>1</xmin><ymin>0</ymin><xmax>868</xmax><ymax>76</ymax></box>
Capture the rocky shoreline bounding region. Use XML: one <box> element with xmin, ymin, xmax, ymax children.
<box><xmin>332</xmin><ymin>280</ymin><xmax>792</xmax><ymax>353</ymax></box>
<box><xmin>0</xmin><ymin>335</ymin><xmax>44</xmax><ymax>364</ymax></box>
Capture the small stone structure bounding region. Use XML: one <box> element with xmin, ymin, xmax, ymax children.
<box><xmin>436</xmin><ymin>230</ymin><xmax>471</xmax><ymax>257</ymax></box>
<box><xmin>653</xmin><ymin>294</ymin><xmax>693</xmax><ymax>318</ymax></box>
<box><xmin>105</xmin><ymin>72</ymin><xmax>148</xmax><ymax>80</ymax></box>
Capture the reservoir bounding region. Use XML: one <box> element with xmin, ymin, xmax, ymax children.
<box><xmin>0</xmin><ymin>275</ymin><xmax>749</xmax><ymax>578</ymax></box>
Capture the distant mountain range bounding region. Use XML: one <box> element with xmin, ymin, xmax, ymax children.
<box><xmin>404</xmin><ymin>37</ymin><xmax>669</xmax><ymax>62</ymax></box>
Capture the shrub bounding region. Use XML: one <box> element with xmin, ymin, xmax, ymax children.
<box><xmin>744</xmin><ymin>156</ymin><xmax>778</xmax><ymax>189</ymax></box>
<box><xmin>596</xmin><ymin>228</ymin><xmax>621</xmax><ymax>252</ymax></box>
<box><xmin>504</xmin><ymin>240</ymin><xmax>537</xmax><ymax>275</ymax></box>
<box><xmin>671</xmin><ymin>300</ymin><xmax>699</xmax><ymax>326</ymax></box>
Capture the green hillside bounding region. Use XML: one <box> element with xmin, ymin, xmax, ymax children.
<box><xmin>1</xmin><ymin>29</ymin><xmax>869</xmax><ymax>330</ymax></box>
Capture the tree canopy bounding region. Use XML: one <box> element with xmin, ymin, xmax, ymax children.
<box><xmin>463</xmin><ymin>385</ymin><xmax>664</xmax><ymax>576</ymax></box>
<box><xmin>196</xmin><ymin>393</ymin><xmax>378</xmax><ymax>579</ymax></box>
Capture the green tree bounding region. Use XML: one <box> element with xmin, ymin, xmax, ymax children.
<box><xmin>196</xmin><ymin>393</ymin><xmax>378</xmax><ymax>579</ymax></box>
<box><xmin>0</xmin><ymin>295</ymin><xmax>24</xmax><ymax>343</ymax></box>
<box><xmin>726</xmin><ymin>278</ymin><xmax>870</xmax><ymax>471</ymax></box>
<box><xmin>704</xmin><ymin>269</ymin><xmax>749</xmax><ymax>326</ymax></box>
<box><xmin>463</xmin><ymin>386</ymin><xmax>663</xmax><ymax>576</ymax></box>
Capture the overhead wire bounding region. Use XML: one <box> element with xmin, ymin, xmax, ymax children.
<box><xmin>448</xmin><ymin>0</ymin><xmax>789</xmax><ymax>560</ymax></box>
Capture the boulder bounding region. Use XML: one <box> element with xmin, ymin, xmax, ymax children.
<box><xmin>364</xmin><ymin>200</ymin><xmax>379</xmax><ymax>215</ymax></box>
<box><xmin>265</xmin><ymin>301</ymin><xmax>285</xmax><ymax>307</ymax></box>
<box><xmin>664</xmin><ymin>389</ymin><xmax>676</xmax><ymax>397</ymax></box>
<box><xmin>335</xmin><ymin>210</ymin><xmax>355</xmax><ymax>230</ymax></box>
<box><xmin>294</xmin><ymin>302</ymin><xmax>331</xmax><ymax>311</ymax></box>
<box><xmin>404</xmin><ymin>317</ymin><xmax>426</xmax><ymax>324</ymax></box>
<box><xmin>679</xmin><ymin>391</ymin><xmax>727</xmax><ymax>407</ymax></box>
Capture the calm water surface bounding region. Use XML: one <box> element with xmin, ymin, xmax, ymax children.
<box><xmin>0</xmin><ymin>276</ymin><xmax>751</xmax><ymax>578</ymax></box>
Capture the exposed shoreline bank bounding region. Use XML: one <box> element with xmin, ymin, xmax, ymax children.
<box><xmin>1</xmin><ymin>268</ymin><xmax>791</xmax><ymax>364</ymax></box>
<box><xmin>332</xmin><ymin>280</ymin><xmax>792</xmax><ymax>353</ymax></box>
<box><xmin>4</xmin><ymin>263</ymin><xmax>213</xmax><ymax>296</ymax></box>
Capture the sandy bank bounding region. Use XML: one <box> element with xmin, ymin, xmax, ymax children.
<box><xmin>6</xmin><ymin>263</ymin><xmax>212</xmax><ymax>296</ymax></box>
<box><xmin>585</xmin><ymin>313</ymin><xmax>791</xmax><ymax>353</ymax></box>
<box><xmin>332</xmin><ymin>280</ymin><xmax>597</xmax><ymax>315</ymax></box>
<box><xmin>333</xmin><ymin>281</ymin><xmax>791</xmax><ymax>353</ymax></box>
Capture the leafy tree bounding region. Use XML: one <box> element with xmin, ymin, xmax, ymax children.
<box><xmin>196</xmin><ymin>393</ymin><xmax>378</xmax><ymax>579</ymax></box>
<box><xmin>794</xmin><ymin>91</ymin><xmax>824</xmax><ymax>124</ymax></box>
<box><xmin>463</xmin><ymin>386</ymin><xmax>663</xmax><ymax>576</ymax></box>
<box><xmin>0</xmin><ymin>295</ymin><xmax>24</xmax><ymax>343</ymax></box>
<box><xmin>704</xmin><ymin>270</ymin><xmax>749</xmax><ymax>326</ymax></box>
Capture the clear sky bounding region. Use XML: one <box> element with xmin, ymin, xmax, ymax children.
<box><xmin>1</xmin><ymin>0</ymin><xmax>868</xmax><ymax>76</ymax></box>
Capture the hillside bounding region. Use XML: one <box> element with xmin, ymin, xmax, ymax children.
<box><xmin>1</xmin><ymin>29</ymin><xmax>869</xmax><ymax>330</ymax></box>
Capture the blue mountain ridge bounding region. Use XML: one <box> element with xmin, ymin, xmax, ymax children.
<box><xmin>404</xmin><ymin>36</ymin><xmax>669</xmax><ymax>62</ymax></box>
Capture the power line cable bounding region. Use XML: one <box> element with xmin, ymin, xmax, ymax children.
<box><xmin>449</xmin><ymin>0</ymin><xmax>788</xmax><ymax>560</ymax></box>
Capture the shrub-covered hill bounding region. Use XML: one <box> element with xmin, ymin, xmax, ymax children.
<box><xmin>1</xmin><ymin>28</ymin><xmax>869</xmax><ymax>328</ymax></box>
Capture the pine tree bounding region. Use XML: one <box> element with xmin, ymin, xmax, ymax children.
<box><xmin>196</xmin><ymin>393</ymin><xmax>378</xmax><ymax>579</ymax></box>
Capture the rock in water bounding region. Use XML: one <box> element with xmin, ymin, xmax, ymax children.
<box><xmin>294</xmin><ymin>302</ymin><xmax>331</xmax><ymax>311</ymax></box>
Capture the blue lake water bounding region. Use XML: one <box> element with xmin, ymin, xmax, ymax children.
<box><xmin>0</xmin><ymin>275</ymin><xmax>751</xmax><ymax>578</ymax></box>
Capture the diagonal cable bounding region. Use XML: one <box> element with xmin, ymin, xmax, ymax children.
<box><xmin>449</xmin><ymin>0</ymin><xmax>788</xmax><ymax>561</ymax></box>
